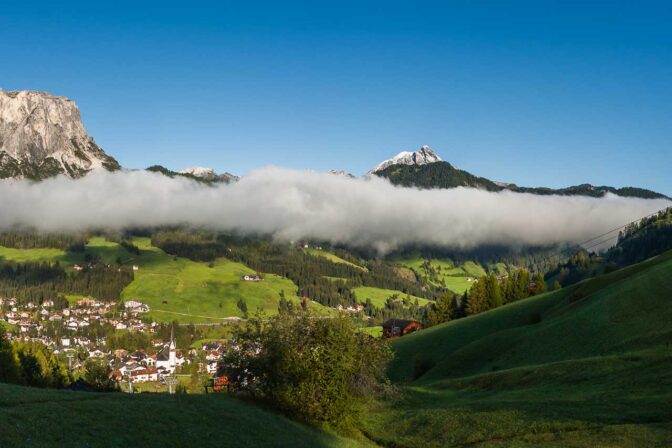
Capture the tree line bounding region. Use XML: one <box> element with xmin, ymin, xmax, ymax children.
<box><xmin>0</xmin><ymin>231</ymin><xmax>87</xmax><ymax>251</ymax></box>
<box><xmin>0</xmin><ymin>261</ymin><xmax>134</xmax><ymax>303</ymax></box>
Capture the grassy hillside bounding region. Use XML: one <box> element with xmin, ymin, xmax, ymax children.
<box><xmin>391</xmin><ymin>256</ymin><xmax>489</xmax><ymax>294</ymax></box>
<box><xmin>362</xmin><ymin>250</ymin><xmax>672</xmax><ymax>447</ymax></box>
<box><xmin>122</xmin><ymin>238</ymin><xmax>330</xmax><ymax>323</ymax></box>
<box><xmin>304</xmin><ymin>248</ymin><xmax>367</xmax><ymax>270</ymax></box>
<box><xmin>0</xmin><ymin>236</ymin><xmax>134</xmax><ymax>267</ymax></box>
<box><xmin>352</xmin><ymin>286</ymin><xmax>431</xmax><ymax>308</ymax></box>
<box><xmin>0</xmin><ymin>383</ymin><xmax>366</xmax><ymax>448</ymax></box>
<box><xmin>0</xmin><ymin>237</ymin><xmax>332</xmax><ymax>323</ymax></box>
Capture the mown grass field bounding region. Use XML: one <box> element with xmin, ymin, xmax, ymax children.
<box><xmin>0</xmin><ymin>383</ymin><xmax>368</xmax><ymax>448</ymax></box>
<box><xmin>304</xmin><ymin>248</ymin><xmax>367</xmax><ymax>270</ymax></box>
<box><xmin>362</xmin><ymin>250</ymin><xmax>672</xmax><ymax>447</ymax></box>
<box><xmin>352</xmin><ymin>286</ymin><xmax>431</xmax><ymax>308</ymax></box>
<box><xmin>0</xmin><ymin>236</ymin><xmax>134</xmax><ymax>267</ymax></box>
<box><xmin>390</xmin><ymin>255</ymin><xmax>490</xmax><ymax>294</ymax></box>
<box><xmin>121</xmin><ymin>238</ymin><xmax>331</xmax><ymax>323</ymax></box>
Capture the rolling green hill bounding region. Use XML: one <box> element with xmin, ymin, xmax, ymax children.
<box><xmin>0</xmin><ymin>237</ymin><xmax>332</xmax><ymax>323</ymax></box>
<box><xmin>0</xmin><ymin>383</ymin><xmax>366</xmax><ymax>448</ymax></box>
<box><xmin>362</xmin><ymin>250</ymin><xmax>672</xmax><ymax>447</ymax></box>
<box><xmin>352</xmin><ymin>286</ymin><xmax>431</xmax><ymax>308</ymax></box>
<box><xmin>121</xmin><ymin>238</ymin><xmax>331</xmax><ymax>323</ymax></box>
<box><xmin>391</xmin><ymin>255</ymin><xmax>494</xmax><ymax>294</ymax></box>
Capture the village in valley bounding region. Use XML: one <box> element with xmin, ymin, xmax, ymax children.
<box><xmin>0</xmin><ymin>290</ymin><xmax>422</xmax><ymax>393</ymax></box>
<box><xmin>0</xmin><ymin>292</ymin><xmax>234</xmax><ymax>392</ymax></box>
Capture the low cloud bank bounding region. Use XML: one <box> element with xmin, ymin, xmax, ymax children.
<box><xmin>0</xmin><ymin>168</ymin><xmax>668</xmax><ymax>253</ymax></box>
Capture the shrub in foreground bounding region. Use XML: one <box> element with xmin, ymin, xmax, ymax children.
<box><xmin>223</xmin><ymin>311</ymin><xmax>393</xmax><ymax>425</ymax></box>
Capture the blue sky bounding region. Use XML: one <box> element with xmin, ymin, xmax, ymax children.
<box><xmin>1</xmin><ymin>1</ymin><xmax>670</xmax><ymax>193</ymax></box>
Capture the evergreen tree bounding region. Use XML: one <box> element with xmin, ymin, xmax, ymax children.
<box><xmin>426</xmin><ymin>292</ymin><xmax>454</xmax><ymax>327</ymax></box>
<box><xmin>534</xmin><ymin>272</ymin><xmax>547</xmax><ymax>294</ymax></box>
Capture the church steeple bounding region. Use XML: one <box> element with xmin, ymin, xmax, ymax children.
<box><xmin>169</xmin><ymin>324</ymin><xmax>176</xmax><ymax>366</ymax></box>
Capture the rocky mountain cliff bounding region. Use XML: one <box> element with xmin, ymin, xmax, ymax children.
<box><xmin>0</xmin><ymin>90</ymin><xmax>120</xmax><ymax>180</ymax></box>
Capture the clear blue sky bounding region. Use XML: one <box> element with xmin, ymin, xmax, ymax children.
<box><xmin>1</xmin><ymin>1</ymin><xmax>670</xmax><ymax>193</ymax></box>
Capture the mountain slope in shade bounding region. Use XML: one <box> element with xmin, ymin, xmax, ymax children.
<box><xmin>0</xmin><ymin>90</ymin><xmax>120</xmax><ymax>180</ymax></box>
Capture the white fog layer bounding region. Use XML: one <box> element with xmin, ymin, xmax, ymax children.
<box><xmin>0</xmin><ymin>168</ymin><xmax>668</xmax><ymax>253</ymax></box>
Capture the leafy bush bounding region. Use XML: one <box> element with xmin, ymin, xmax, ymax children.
<box><xmin>223</xmin><ymin>311</ymin><xmax>393</xmax><ymax>425</ymax></box>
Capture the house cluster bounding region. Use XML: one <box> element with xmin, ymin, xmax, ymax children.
<box><xmin>336</xmin><ymin>304</ymin><xmax>365</xmax><ymax>313</ymax></box>
<box><xmin>1</xmin><ymin>294</ymin><xmax>241</xmax><ymax>386</ymax></box>
<box><xmin>124</xmin><ymin>300</ymin><xmax>150</xmax><ymax>313</ymax></box>
<box><xmin>1</xmin><ymin>296</ymin><xmax>154</xmax><ymax>347</ymax></box>
<box><xmin>72</xmin><ymin>263</ymin><xmax>139</xmax><ymax>272</ymax></box>
<box><xmin>200</xmin><ymin>341</ymin><xmax>228</xmax><ymax>374</ymax></box>
<box><xmin>110</xmin><ymin>333</ymin><xmax>187</xmax><ymax>383</ymax></box>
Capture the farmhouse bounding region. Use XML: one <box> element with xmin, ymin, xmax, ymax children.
<box><xmin>243</xmin><ymin>274</ymin><xmax>262</xmax><ymax>282</ymax></box>
<box><xmin>382</xmin><ymin>319</ymin><xmax>422</xmax><ymax>338</ymax></box>
<box><xmin>527</xmin><ymin>281</ymin><xmax>538</xmax><ymax>293</ymax></box>
<box><xmin>129</xmin><ymin>367</ymin><xmax>159</xmax><ymax>383</ymax></box>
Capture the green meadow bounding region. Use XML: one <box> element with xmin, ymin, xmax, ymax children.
<box><xmin>120</xmin><ymin>238</ymin><xmax>332</xmax><ymax>322</ymax></box>
<box><xmin>0</xmin><ymin>237</ymin><xmax>332</xmax><ymax>323</ymax></box>
<box><xmin>352</xmin><ymin>286</ymin><xmax>431</xmax><ymax>308</ymax></box>
<box><xmin>0</xmin><ymin>236</ymin><xmax>137</xmax><ymax>267</ymax></box>
<box><xmin>304</xmin><ymin>248</ymin><xmax>367</xmax><ymax>270</ymax></box>
<box><xmin>362</xmin><ymin>249</ymin><xmax>672</xmax><ymax>447</ymax></box>
<box><xmin>391</xmin><ymin>255</ymin><xmax>488</xmax><ymax>294</ymax></box>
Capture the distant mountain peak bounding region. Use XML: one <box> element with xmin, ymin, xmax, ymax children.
<box><xmin>329</xmin><ymin>169</ymin><xmax>355</xmax><ymax>178</ymax></box>
<box><xmin>0</xmin><ymin>90</ymin><xmax>120</xmax><ymax>180</ymax></box>
<box><xmin>368</xmin><ymin>145</ymin><xmax>442</xmax><ymax>174</ymax></box>
<box><xmin>178</xmin><ymin>166</ymin><xmax>217</xmax><ymax>177</ymax></box>
<box><xmin>147</xmin><ymin>164</ymin><xmax>237</xmax><ymax>183</ymax></box>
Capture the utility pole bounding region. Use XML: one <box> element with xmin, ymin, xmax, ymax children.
<box><xmin>165</xmin><ymin>374</ymin><xmax>179</xmax><ymax>394</ymax></box>
<box><xmin>126</xmin><ymin>372</ymin><xmax>133</xmax><ymax>394</ymax></box>
<box><xmin>66</xmin><ymin>351</ymin><xmax>74</xmax><ymax>371</ymax></box>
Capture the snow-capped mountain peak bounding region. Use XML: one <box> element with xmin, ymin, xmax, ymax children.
<box><xmin>368</xmin><ymin>145</ymin><xmax>442</xmax><ymax>174</ymax></box>
<box><xmin>178</xmin><ymin>166</ymin><xmax>217</xmax><ymax>177</ymax></box>
<box><xmin>177</xmin><ymin>166</ymin><xmax>239</xmax><ymax>183</ymax></box>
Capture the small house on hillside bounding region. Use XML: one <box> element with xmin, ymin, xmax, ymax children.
<box><xmin>243</xmin><ymin>274</ymin><xmax>262</xmax><ymax>282</ymax></box>
<box><xmin>527</xmin><ymin>281</ymin><xmax>538</xmax><ymax>294</ymax></box>
<box><xmin>382</xmin><ymin>319</ymin><xmax>422</xmax><ymax>338</ymax></box>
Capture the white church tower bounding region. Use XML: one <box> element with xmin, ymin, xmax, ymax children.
<box><xmin>168</xmin><ymin>326</ymin><xmax>177</xmax><ymax>369</ymax></box>
<box><xmin>156</xmin><ymin>325</ymin><xmax>180</xmax><ymax>374</ymax></box>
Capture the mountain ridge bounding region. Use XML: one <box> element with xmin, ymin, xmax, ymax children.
<box><xmin>372</xmin><ymin>147</ymin><xmax>670</xmax><ymax>200</ymax></box>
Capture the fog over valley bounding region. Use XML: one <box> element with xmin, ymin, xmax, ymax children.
<box><xmin>0</xmin><ymin>167</ymin><xmax>668</xmax><ymax>253</ymax></box>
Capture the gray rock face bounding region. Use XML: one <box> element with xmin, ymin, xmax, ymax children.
<box><xmin>0</xmin><ymin>90</ymin><xmax>120</xmax><ymax>179</ymax></box>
